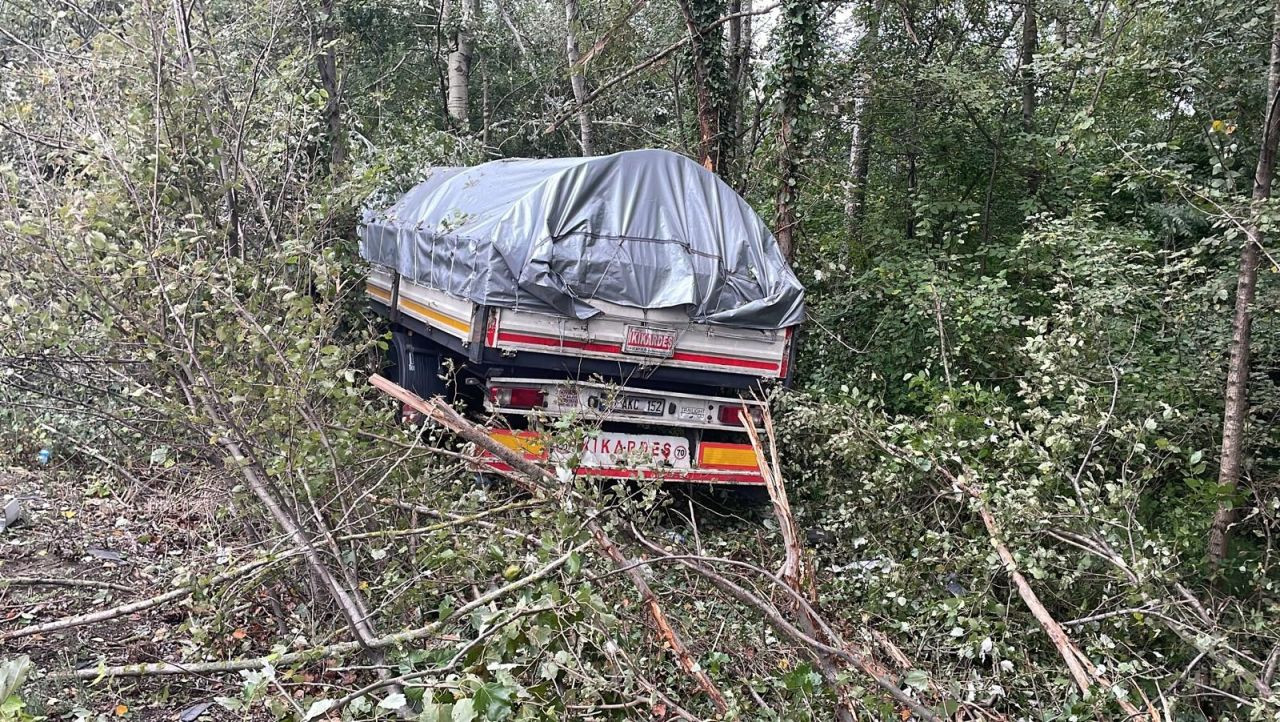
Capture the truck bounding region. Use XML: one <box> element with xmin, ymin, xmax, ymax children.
<box><xmin>358</xmin><ymin>149</ymin><xmax>804</xmax><ymax>486</ymax></box>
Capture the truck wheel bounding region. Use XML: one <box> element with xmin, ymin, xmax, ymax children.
<box><xmin>385</xmin><ymin>331</ymin><xmax>446</xmax><ymax>400</ymax></box>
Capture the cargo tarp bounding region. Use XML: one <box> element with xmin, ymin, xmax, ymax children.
<box><xmin>358</xmin><ymin>149</ymin><xmax>805</xmax><ymax>329</ymax></box>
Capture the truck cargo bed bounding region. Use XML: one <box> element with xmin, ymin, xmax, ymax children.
<box><xmin>366</xmin><ymin>267</ymin><xmax>794</xmax><ymax>390</ymax></box>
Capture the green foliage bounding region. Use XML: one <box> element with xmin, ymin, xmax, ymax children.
<box><xmin>3</xmin><ymin>0</ymin><xmax>1280</xmax><ymax>716</ymax></box>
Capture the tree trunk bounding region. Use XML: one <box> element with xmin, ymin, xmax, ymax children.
<box><xmin>447</xmin><ymin>0</ymin><xmax>478</xmax><ymax>129</ymax></box>
<box><xmin>776</xmin><ymin>111</ymin><xmax>797</xmax><ymax>259</ymax></box>
<box><xmin>676</xmin><ymin>0</ymin><xmax>721</xmax><ymax>172</ymax></box>
<box><xmin>905</xmin><ymin>152</ymin><xmax>918</xmax><ymax>240</ymax></box>
<box><xmin>317</xmin><ymin>0</ymin><xmax>345</xmax><ymax>170</ymax></box>
<box><xmin>1019</xmin><ymin>0</ymin><xmax>1038</xmax><ymax>194</ymax></box>
<box><xmin>774</xmin><ymin>0</ymin><xmax>816</xmax><ymax>261</ymax></box>
<box><xmin>1208</xmin><ymin>0</ymin><xmax>1280</xmax><ymax>568</ymax></box>
<box><xmin>723</xmin><ymin>0</ymin><xmax>742</xmax><ymax>177</ymax></box>
<box><xmin>1019</xmin><ymin>0</ymin><xmax>1037</xmax><ymax>131</ymax></box>
<box><xmin>564</xmin><ymin>0</ymin><xmax>594</xmax><ymax>155</ymax></box>
<box><xmin>844</xmin><ymin>0</ymin><xmax>881</xmax><ymax>232</ymax></box>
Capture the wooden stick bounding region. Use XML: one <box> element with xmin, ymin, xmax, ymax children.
<box><xmin>378</xmin><ymin>497</ymin><xmax>541</xmax><ymax>546</ymax></box>
<box><xmin>627</xmin><ymin>528</ymin><xmax>942</xmax><ymax>722</ymax></box>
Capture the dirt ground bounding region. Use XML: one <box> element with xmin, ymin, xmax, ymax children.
<box><xmin>1</xmin><ymin>464</ymin><xmax>275</xmax><ymax>721</ymax></box>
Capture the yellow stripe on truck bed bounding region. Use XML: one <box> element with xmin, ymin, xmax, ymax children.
<box><xmin>365</xmin><ymin>282</ymin><xmax>471</xmax><ymax>335</ymax></box>
<box><xmin>366</xmin><ymin>283</ymin><xmax>393</xmax><ymax>302</ymax></box>
<box><xmin>400</xmin><ymin>297</ymin><xmax>470</xmax><ymax>334</ymax></box>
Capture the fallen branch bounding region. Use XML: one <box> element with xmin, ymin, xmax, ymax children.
<box><xmin>742</xmin><ymin>407</ymin><xmax>857</xmax><ymax>722</ymax></box>
<box><xmin>869</xmin><ymin>435</ymin><xmax>1151</xmax><ymax>719</ymax></box>
<box><xmin>46</xmin><ymin>542</ymin><xmax>586</xmax><ymax>681</ymax></box>
<box><xmin>2</xmin><ymin>577</ymin><xmax>132</xmax><ymax>593</ymax></box>
<box><xmin>369</xmin><ymin>374</ymin><xmax>730</xmax><ymax>714</ymax></box>
<box><xmin>626</xmin><ymin>529</ymin><xmax>941</xmax><ymax>722</ymax></box>
<box><xmin>3</xmin><ymin>554</ymin><xmax>296</xmax><ymax>641</ymax></box>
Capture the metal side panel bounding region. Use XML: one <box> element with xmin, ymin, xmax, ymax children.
<box><xmin>366</xmin><ymin>268</ymin><xmax>476</xmax><ymax>343</ymax></box>
<box><xmin>488</xmin><ymin>301</ymin><xmax>787</xmax><ymax>379</ymax></box>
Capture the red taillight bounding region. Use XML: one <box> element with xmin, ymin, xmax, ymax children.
<box><xmin>718</xmin><ymin>405</ymin><xmax>763</xmax><ymax>426</ymax></box>
<box><xmin>718</xmin><ymin>406</ymin><xmax>744</xmax><ymax>425</ymax></box>
<box><xmin>489</xmin><ymin>386</ymin><xmax>546</xmax><ymax>409</ymax></box>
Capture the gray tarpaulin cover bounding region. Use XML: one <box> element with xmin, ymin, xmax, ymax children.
<box><xmin>358</xmin><ymin>148</ymin><xmax>805</xmax><ymax>330</ymax></box>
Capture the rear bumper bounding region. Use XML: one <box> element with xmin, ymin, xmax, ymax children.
<box><xmin>477</xmin><ymin>430</ymin><xmax>765</xmax><ymax>486</ymax></box>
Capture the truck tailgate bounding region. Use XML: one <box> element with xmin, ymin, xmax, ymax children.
<box><xmin>487</xmin><ymin>300</ymin><xmax>791</xmax><ymax>380</ymax></box>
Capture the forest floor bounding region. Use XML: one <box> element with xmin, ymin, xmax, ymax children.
<box><xmin>0</xmin><ymin>465</ymin><xmax>273</xmax><ymax>721</ymax></box>
<box><xmin>2</xmin><ymin>461</ymin><xmax>775</xmax><ymax>722</ymax></box>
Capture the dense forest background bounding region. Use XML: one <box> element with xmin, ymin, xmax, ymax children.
<box><xmin>3</xmin><ymin>0</ymin><xmax>1280</xmax><ymax>719</ymax></box>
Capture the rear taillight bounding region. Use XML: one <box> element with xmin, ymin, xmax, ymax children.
<box><xmin>718</xmin><ymin>404</ymin><xmax>763</xmax><ymax>427</ymax></box>
<box><xmin>489</xmin><ymin>386</ymin><xmax>546</xmax><ymax>409</ymax></box>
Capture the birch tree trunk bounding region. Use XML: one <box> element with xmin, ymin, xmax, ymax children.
<box><xmin>844</xmin><ymin>0</ymin><xmax>881</xmax><ymax>231</ymax></box>
<box><xmin>1207</xmin><ymin>0</ymin><xmax>1280</xmax><ymax>568</ymax></box>
<box><xmin>447</xmin><ymin>0</ymin><xmax>478</xmax><ymax>129</ymax></box>
<box><xmin>564</xmin><ymin>0</ymin><xmax>594</xmax><ymax>155</ymax></box>
<box><xmin>1019</xmin><ymin>0</ymin><xmax>1037</xmax><ymax>131</ymax></box>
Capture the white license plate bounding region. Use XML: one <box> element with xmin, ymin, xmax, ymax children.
<box><xmin>622</xmin><ymin>325</ymin><xmax>677</xmax><ymax>358</ymax></box>
<box><xmin>576</xmin><ymin>432</ymin><xmax>690</xmax><ymax>469</ymax></box>
<box><xmin>603</xmin><ymin>394</ymin><xmax>666</xmax><ymax>416</ymax></box>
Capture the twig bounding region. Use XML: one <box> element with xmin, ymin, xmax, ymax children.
<box><xmin>2</xmin><ymin>577</ymin><xmax>132</xmax><ymax>593</ymax></box>
<box><xmin>870</xmin><ymin>436</ymin><xmax>1151</xmax><ymax>719</ymax></box>
<box><xmin>627</xmin><ymin>529</ymin><xmax>941</xmax><ymax>722</ymax></box>
<box><xmin>331</xmin><ymin>603</ymin><xmax>554</xmax><ymax>710</ymax></box>
<box><xmin>545</xmin><ymin>2</ymin><xmax>780</xmax><ymax>134</ymax></box>
<box><xmin>744</xmin><ymin>406</ymin><xmax>888</xmax><ymax>722</ymax></box>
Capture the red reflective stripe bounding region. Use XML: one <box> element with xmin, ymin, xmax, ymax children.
<box><xmin>672</xmin><ymin>350</ymin><xmax>777</xmax><ymax>371</ymax></box>
<box><xmin>481</xmin><ymin>461</ymin><xmax>765</xmax><ymax>486</ymax></box>
<box><xmin>496</xmin><ymin>331</ymin><xmax>622</xmax><ymax>354</ymax></box>
<box><xmin>494</xmin><ymin>331</ymin><xmax>780</xmax><ymax>372</ymax></box>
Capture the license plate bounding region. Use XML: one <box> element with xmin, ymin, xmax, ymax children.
<box><xmin>577</xmin><ymin>432</ymin><xmax>691</xmax><ymax>469</ymax></box>
<box><xmin>606</xmin><ymin>394</ymin><xmax>666</xmax><ymax>416</ymax></box>
<box><xmin>622</xmin><ymin>325</ymin><xmax>677</xmax><ymax>358</ymax></box>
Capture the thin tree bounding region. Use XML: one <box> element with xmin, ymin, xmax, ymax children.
<box><xmin>773</xmin><ymin>0</ymin><xmax>817</xmax><ymax>261</ymax></box>
<box><xmin>1019</xmin><ymin>0</ymin><xmax>1038</xmax><ymax>194</ymax></box>
<box><xmin>317</xmin><ymin>0</ymin><xmax>345</xmax><ymax>169</ymax></box>
<box><xmin>564</xmin><ymin>0</ymin><xmax>594</xmax><ymax>155</ymax></box>
<box><xmin>723</xmin><ymin>0</ymin><xmax>748</xmax><ymax>182</ymax></box>
<box><xmin>676</xmin><ymin>0</ymin><xmax>726</xmax><ymax>172</ymax></box>
<box><xmin>447</xmin><ymin>0</ymin><xmax>479</xmax><ymax>129</ymax></box>
<box><xmin>845</xmin><ymin>0</ymin><xmax>882</xmax><ymax>232</ymax></box>
<box><xmin>1207</xmin><ymin>0</ymin><xmax>1280</xmax><ymax>568</ymax></box>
